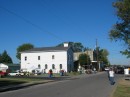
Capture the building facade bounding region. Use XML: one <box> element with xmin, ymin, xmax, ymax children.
<box><xmin>73</xmin><ymin>50</ymin><xmax>103</xmax><ymax>71</ymax></box>
<box><xmin>20</xmin><ymin>43</ymin><xmax>74</xmax><ymax>73</ymax></box>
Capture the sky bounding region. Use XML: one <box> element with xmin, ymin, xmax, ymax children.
<box><xmin>0</xmin><ymin>0</ymin><xmax>129</xmax><ymax>65</ymax></box>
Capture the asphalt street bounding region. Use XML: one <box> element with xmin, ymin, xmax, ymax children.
<box><xmin>0</xmin><ymin>72</ymin><xmax>123</xmax><ymax>97</ymax></box>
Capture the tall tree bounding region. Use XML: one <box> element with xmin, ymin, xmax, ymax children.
<box><xmin>1</xmin><ymin>50</ymin><xmax>13</xmax><ymax>63</ymax></box>
<box><xmin>94</xmin><ymin>47</ymin><xmax>109</xmax><ymax>66</ymax></box>
<box><xmin>109</xmin><ymin>0</ymin><xmax>130</xmax><ymax>58</ymax></box>
<box><xmin>99</xmin><ymin>49</ymin><xmax>109</xmax><ymax>65</ymax></box>
<box><xmin>16</xmin><ymin>43</ymin><xmax>34</xmax><ymax>60</ymax></box>
<box><xmin>79</xmin><ymin>53</ymin><xmax>91</xmax><ymax>68</ymax></box>
<box><xmin>57</xmin><ymin>42</ymin><xmax>84</xmax><ymax>52</ymax></box>
<box><xmin>83</xmin><ymin>47</ymin><xmax>92</xmax><ymax>52</ymax></box>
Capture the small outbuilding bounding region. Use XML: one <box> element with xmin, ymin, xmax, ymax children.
<box><xmin>0</xmin><ymin>63</ymin><xmax>8</xmax><ymax>72</ymax></box>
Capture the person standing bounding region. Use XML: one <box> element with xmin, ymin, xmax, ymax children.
<box><xmin>93</xmin><ymin>67</ymin><xmax>96</xmax><ymax>74</ymax></box>
<box><xmin>48</xmin><ymin>69</ymin><xmax>53</xmax><ymax>78</ymax></box>
<box><xmin>109</xmin><ymin>68</ymin><xmax>115</xmax><ymax>85</ymax></box>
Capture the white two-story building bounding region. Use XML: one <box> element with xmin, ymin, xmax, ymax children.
<box><xmin>20</xmin><ymin>43</ymin><xmax>74</xmax><ymax>73</ymax></box>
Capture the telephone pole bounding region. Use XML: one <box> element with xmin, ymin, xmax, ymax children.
<box><xmin>96</xmin><ymin>39</ymin><xmax>99</xmax><ymax>71</ymax></box>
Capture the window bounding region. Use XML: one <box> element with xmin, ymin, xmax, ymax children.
<box><xmin>52</xmin><ymin>55</ymin><xmax>55</xmax><ymax>59</ymax></box>
<box><xmin>59</xmin><ymin>64</ymin><xmax>62</xmax><ymax>69</ymax></box>
<box><xmin>25</xmin><ymin>56</ymin><xmax>27</xmax><ymax>61</ymax></box>
<box><xmin>38</xmin><ymin>64</ymin><xmax>41</xmax><ymax>69</ymax></box>
<box><xmin>52</xmin><ymin>64</ymin><xmax>55</xmax><ymax>69</ymax></box>
<box><xmin>38</xmin><ymin>56</ymin><xmax>40</xmax><ymax>60</ymax></box>
<box><xmin>45</xmin><ymin>64</ymin><xmax>48</xmax><ymax>69</ymax></box>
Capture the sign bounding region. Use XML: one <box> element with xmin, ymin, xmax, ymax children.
<box><xmin>124</xmin><ymin>68</ymin><xmax>129</xmax><ymax>75</ymax></box>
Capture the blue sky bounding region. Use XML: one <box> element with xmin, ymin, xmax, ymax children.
<box><xmin>0</xmin><ymin>0</ymin><xmax>129</xmax><ymax>65</ymax></box>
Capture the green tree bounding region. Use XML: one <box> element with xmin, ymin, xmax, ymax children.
<box><xmin>109</xmin><ymin>0</ymin><xmax>130</xmax><ymax>58</ymax></box>
<box><xmin>72</xmin><ymin>42</ymin><xmax>84</xmax><ymax>52</ymax></box>
<box><xmin>79</xmin><ymin>53</ymin><xmax>91</xmax><ymax>68</ymax></box>
<box><xmin>57</xmin><ymin>42</ymin><xmax>84</xmax><ymax>52</ymax></box>
<box><xmin>94</xmin><ymin>47</ymin><xmax>109</xmax><ymax>66</ymax></box>
<box><xmin>1</xmin><ymin>50</ymin><xmax>13</xmax><ymax>63</ymax></box>
<box><xmin>83</xmin><ymin>47</ymin><xmax>92</xmax><ymax>52</ymax></box>
<box><xmin>16</xmin><ymin>43</ymin><xmax>34</xmax><ymax>60</ymax></box>
<box><xmin>99</xmin><ymin>49</ymin><xmax>109</xmax><ymax>65</ymax></box>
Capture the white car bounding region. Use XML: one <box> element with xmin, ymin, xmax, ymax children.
<box><xmin>8</xmin><ymin>72</ymin><xmax>24</xmax><ymax>76</ymax></box>
<box><xmin>105</xmin><ymin>67</ymin><xmax>110</xmax><ymax>71</ymax></box>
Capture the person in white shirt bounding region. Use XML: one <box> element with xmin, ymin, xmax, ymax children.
<box><xmin>93</xmin><ymin>67</ymin><xmax>96</xmax><ymax>74</ymax></box>
<box><xmin>109</xmin><ymin>68</ymin><xmax>115</xmax><ymax>85</ymax></box>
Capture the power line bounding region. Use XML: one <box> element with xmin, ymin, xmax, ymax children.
<box><xmin>39</xmin><ymin>0</ymin><xmax>86</xmax><ymax>36</ymax></box>
<box><xmin>0</xmin><ymin>5</ymin><xmax>64</xmax><ymax>42</ymax></box>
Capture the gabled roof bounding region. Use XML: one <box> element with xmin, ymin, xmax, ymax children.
<box><xmin>20</xmin><ymin>46</ymin><xmax>71</xmax><ymax>53</ymax></box>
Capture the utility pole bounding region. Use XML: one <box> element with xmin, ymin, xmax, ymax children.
<box><xmin>86</xmin><ymin>49</ymin><xmax>88</xmax><ymax>69</ymax></box>
<box><xmin>96</xmin><ymin>39</ymin><xmax>99</xmax><ymax>71</ymax></box>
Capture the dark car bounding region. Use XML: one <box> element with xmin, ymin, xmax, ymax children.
<box><xmin>115</xmin><ymin>67</ymin><xmax>124</xmax><ymax>74</ymax></box>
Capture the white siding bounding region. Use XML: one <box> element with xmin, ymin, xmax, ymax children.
<box><xmin>21</xmin><ymin>51</ymin><xmax>69</xmax><ymax>73</ymax></box>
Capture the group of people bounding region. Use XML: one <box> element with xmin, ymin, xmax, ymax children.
<box><xmin>107</xmin><ymin>68</ymin><xmax>115</xmax><ymax>85</ymax></box>
<box><xmin>48</xmin><ymin>69</ymin><xmax>66</xmax><ymax>78</ymax></box>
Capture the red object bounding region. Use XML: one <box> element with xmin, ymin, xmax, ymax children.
<box><xmin>0</xmin><ymin>71</ymin><xmax>7</xmax><ymax>77</ymax></box>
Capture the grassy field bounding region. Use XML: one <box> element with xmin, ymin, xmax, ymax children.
<box><xmin>0</xmin><ymin>72</ymin><xmax>80</xmax><ymax>87</ymax></box>
<box><xmin>0</xmin><ymin>78</ymin><xmax>27</xmax><ymax>87</ymax></box>
<box><xmin>112</xmin><ymin>79</ymin><xmax>130</xmax><ymax>97</ymax></box>
<box><xmin>0</xmin><ymin>77</ymin><xmax>48</xmax><ymax>87</ymax></box>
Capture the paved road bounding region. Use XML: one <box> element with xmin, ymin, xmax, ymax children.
<box><xmin>0</xmin><ymin>72</ymin><xmax>123</xmax><ymax>97</ymax></box>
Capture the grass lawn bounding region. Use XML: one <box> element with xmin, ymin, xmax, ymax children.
<box><xmin>0</xmin><ymin>78</ymin><xmax>27</xmax><ymax>87</ymax></box>
<box><xmin>0</xmin><ymin>72</ymin><xmax>80</xmax><ymax>88</ymax></box>
<box><xmin>112</xmin><ymin>79</ymin><xmax>130</xmax><ymax>97</ymax></box>
<box><xmin>0</xmin><ymin>77</ymin><xmax>50</xmax><ymax>87</ymax></box>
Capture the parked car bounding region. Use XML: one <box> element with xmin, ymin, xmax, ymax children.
<box><xmin>115</xmin><ymin>67</ymin><xmax>124</xmax><ymax>74</ymax></box>
<box><xmin>8</xmin><ymin>72</ymin><xmax>24</xmax><ymax>76</ymax></box>
<box><xmin>105</xmin><ymin>67</ymin><xmax>110</xmax><ymax>71</ymax></box>
<box><xmin>32</xmin><ymin>69</ymin><xmax>42</xmax><ymax>75</ymax></box>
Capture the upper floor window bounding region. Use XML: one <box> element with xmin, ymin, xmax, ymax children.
<box><xmin>45</xmin><ymin>64</ymin><xmax>48</xmax><ymax>69</ymax></box>
<box><xmin>59</xmin><ymin>64</ymin><xmax>62</xmax><ymax>69</ymax></box>
<box><xmin>38</xmin><ymin>56</ymin><xmax>40</xmax><ymax>60</ymax></box>
<box><xmin>52</xmin><ymin>55</ymin><xmax>55</xmax><ymax>59</ymax></box>
<box><xmin>25</xmin><ymin>56</ymin><xmax>27</xmax><ymax>61</ymax></box>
